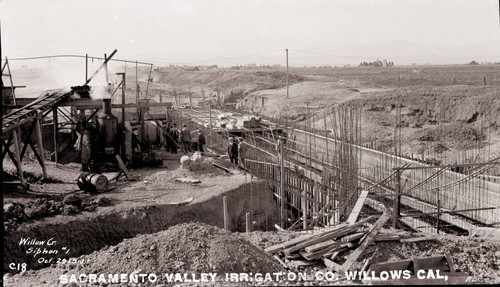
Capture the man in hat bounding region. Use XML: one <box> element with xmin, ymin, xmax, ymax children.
<box><xmin>198</xmin><ymin>131</ymin><xmax>206</xmax><ymax>153</ymax></box>
<box><xmin>181</xmin><ymin>124</ymin><xmax>192</xmax><ymax>153</ymax></box>
<box><xmin>238</xmin><ymin>137</ymin><xmax>248</xmax><ymax>168</ymax></box>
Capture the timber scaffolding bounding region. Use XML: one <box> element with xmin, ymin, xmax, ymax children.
<box><xmin>175</xmin><ymin>106</ymin><xmax>500</xmax><ymax>234</ymax></box>
<box><xmin>2</xmin><ymin>51</ymin><xmax>174</xmax><ymax>188</ymax></box>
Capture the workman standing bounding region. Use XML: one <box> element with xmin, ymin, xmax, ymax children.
<box><xmin>181</xmin><ymin>124</ymin><xmax>192</xmax><ymax>153</ymax></box>
<box><xmin>198</xmin><ymin>131</ymin><xmax>206</xmax><ymax>153</ymax></box>
<box><xmin>168</xmin><ymin>125</ymin><xmax>179</xmax><ymax>153</ymax></box>
<box><xmin>238</xmin><ymin>138</ymin><xmax>248</xmax><ymax>168</ymax></box>
<box><xmin>228</xmin><ymin>137</ymin><xmax>238</xmax><ymax>165</ymax></box>
<box><xmin>163</xmin><ymin>124</ymin><xmax>171</xmax><ymax>150</ymax></box>
<box><xmin>231</xmin><ymin>137</ymin><xmax>239</xmax><ymax>165</ymax></box>
<box><xmin>191</xmin><ymin>129</ymin><xmax>200</xmax><ymax>151</ymax></box>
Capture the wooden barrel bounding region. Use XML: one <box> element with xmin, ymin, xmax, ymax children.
<box><xmin>77</xmin><ymin>172</ymin><xmax>108</xmax><ymax>193</ymax></box>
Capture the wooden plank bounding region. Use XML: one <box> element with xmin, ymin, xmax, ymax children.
<box><xmin>301</xmin><ymin>242</ymin><xmax>349</xmax><ymax>260</ymax></box>
<box><xmin>115</xmin><ymin>155</ymin><xmax>132</xmax><ymax>179</ymax></box>
<box><xmin>304</xmin><ymin>239</ymin><xmax>337</xmax><ymax>253</ymax></box>
<box><xmin>346</xmin><ymin>189</ymin><xmax>369</xmax><ymax>224</ymax></box>
<box><xmin>341</xmin><ymin>232</ymin><xmax>365</xmax><ymax>243</ymax></box>
<box><xmin>213</xmin><ymin>163</ymin><xmax>232</xmax><ymax>173</ymax></box>
<box><xmin>12</xmin><ymin>129</ymin><xmax>26</xmax><ymax>185</ymax></box>
<box><xmin>341</xmin><ymin>210</ymin><xmax>391</xmax><ymax>272</ymax></box>
<box><xmin>264</xmin><ymin>233</ymin><xmax>312</xmax><ymax>254</ymax></box>
<box><xmin>35</xmin><ymin>113</ymin><xmax>47</xmax><ymax>179</ymax></box>
<box><xmin>323</xmin><ymin>247</ymin><xmax>347</xmax><ymax>260</ymax></box>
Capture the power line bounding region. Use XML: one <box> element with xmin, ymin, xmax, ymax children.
<box><xmin>8</xmin><ymin>54</ymin><xmax>153</xmax><ymax>66</ymax></box>
<box><xmin>7</xmin><ymin>50</ymin><xmax>285</xmax><ymax>66</ymax></box>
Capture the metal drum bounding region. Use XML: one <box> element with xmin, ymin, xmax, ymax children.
<box><xmin>77</xmin><ymin>172</ymin><xmax>108</xmax><ymax>193</ymax></box>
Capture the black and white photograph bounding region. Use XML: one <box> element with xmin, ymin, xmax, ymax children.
<box><xmin>2</xmin><ymin>0</ymin><xmax>500</xmax><ymax>286</ymax></box>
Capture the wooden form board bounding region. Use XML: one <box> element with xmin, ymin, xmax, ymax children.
<box><xmin>346</xmin><ymin>189</ymin><xmax>370</xmax><ymax>224</ymax></box>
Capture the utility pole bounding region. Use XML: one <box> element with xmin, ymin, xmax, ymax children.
<box><xmin>188</xmin><ymin>81</ymin><xmax>193</xmax><ymax>109</ymax></box>
<box><xmin>280</xmin><ymin>139</ymin><xmax>285</xmax><ymax>229</ymax></box>
<box><xmin>135</xmin><ymin>60</ymin><xmax>139</xmax><ymax>100</ymax></box>
<box><xmin>209</xmin><ymin>105</ymin><xmax>213</xmax><ymax>146</ymax></box>
<box><xmin>104</xmin><ymin>53</ymin><xmax>110</xmax><ymax>93</ymax></box>
<box><xmin>286</xmin><ymin>49</ymin><xmax>289</xmax><ymax>99</ymax></box>
<box><xmin>118</xmin><ymin>73</ymin><xmax>126</xmax><ymax>124</ymax></box>
<box><xmin>159</xmin><ymin>83</ymin><xmax>163</xmax><ymax>103</ymax></box>
<box><xmin>136</xmin><ymin>60</ymin><xmax>139</xmax><ymax>120</ymax></box>
<box><xmin>85</xmin><ymin>54</ymin><xmax>88</xmax><ymax>83</ymax></box>
<box><xmin>173</xmin><ymin>83</ymin><xmax>178</xmax><ymax>107</ymax></box>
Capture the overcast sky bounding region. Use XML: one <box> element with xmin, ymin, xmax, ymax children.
<box><xmin>2</xmin><ymin>0</ymin><xmax>500</xmax><ymax>66</ymax></box>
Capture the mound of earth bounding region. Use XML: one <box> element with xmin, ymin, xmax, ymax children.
<box><xmin>80</xmin><ymin>222</ymin><xmax>282</xmax><ymax>275</ymax></box>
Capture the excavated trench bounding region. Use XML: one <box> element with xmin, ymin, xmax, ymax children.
<box><xmin>3</xmin><ymin>181</ymin><xmax>280</xmax><ymax>273</ymax></box>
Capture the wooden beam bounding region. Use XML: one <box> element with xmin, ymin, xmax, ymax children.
<box><xmin>53</xmin><ymin>107</ymin><xmax>58</xmax><ymax>164</ymax></box>
<box><xmin>36</xmin><ymin>112</ymin><xmax>47</xmax><ymax>179</ymax></box>
<box><xmin>1</xmin><ymin>134</ymin><xmax>14</xmax><ymax>161</ymax></box>
<box><xmin>12</xmin><ymin>128</ymin><xmax>26</xmax><ymax>186</ymax></box>
<box><xmin>346</xmin><ymin>189</ymin><xmax>369</xmax><ymax>224</ymax></box>
<box><xmin>115</xmin><ymin>155</ymin><xmax>132</xmax><ymax>179</ymax></box>
<box><xmin>19</xmin><ymin>119</ymin><xmax>37</xmax><ymax>161</ymax></box>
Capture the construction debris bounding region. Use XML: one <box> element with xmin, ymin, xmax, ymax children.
<box><xmin>265</xmin><ymin>215</ymin><xmax>384</xmax><ymax>270</ymax></box>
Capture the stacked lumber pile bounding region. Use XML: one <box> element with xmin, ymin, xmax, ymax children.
<box><xmin>265</xmin><ymin>212</ymin><xmax>395</xmax><ymax>271</ymax></box>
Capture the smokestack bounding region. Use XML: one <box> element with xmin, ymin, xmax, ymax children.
<box><xmin>103</xmin><ymin>98</ymin><xmax>112</xmax><ymax>115</ymax></box>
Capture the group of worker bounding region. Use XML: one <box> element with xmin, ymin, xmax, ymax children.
<box><xmin>227</xmin><ymin>136</ymin><xmax>247</xmax><ymax>168</ymax></box>
<box><xmin>162</xmin><ymin>122</ymin><xmax>249</xmax><ymax>169</ymax></box>
<box><xmin>163</xmin><ymin>123</ymin><xmax>206</xmax><ymax>154</ymax></box>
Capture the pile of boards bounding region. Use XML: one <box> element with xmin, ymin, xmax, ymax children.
<box><xmin>265</xmin><ymin>212</ymin><xmax>396</xmax><ymax>271</ymax></box>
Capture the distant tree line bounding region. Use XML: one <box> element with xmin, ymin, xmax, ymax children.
<box><xmin>229</xmin><ymin>64</ymin><xmax>280</xmax><ymax>70</ymax></box>
<box><xmin>359</xmin><ymin>59</ymin><xmax>394</xmax><ymax>67</ymax></box>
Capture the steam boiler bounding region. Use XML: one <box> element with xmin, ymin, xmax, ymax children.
<box><xmin>81</xmin><ymin>98</ymin><xmax>123</xmax><ymax>172</ymax></box>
